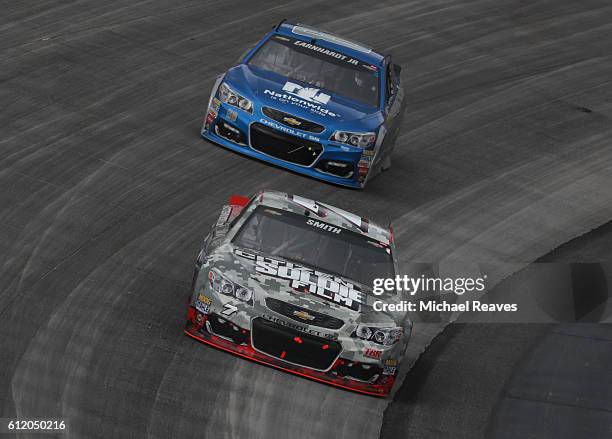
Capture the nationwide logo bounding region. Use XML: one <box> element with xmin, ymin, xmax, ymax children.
<box><xmin>282</xmin><ymin>81</ymin><xmax>330</xmax><ymax>105</ymax></box>
<box><xmin>263</xmin><ymin>83</ymin><xmax>340</xmax><ymax>118</ymax></box>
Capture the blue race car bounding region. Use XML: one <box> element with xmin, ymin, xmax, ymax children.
<box><xmin>201</xmin><ymin>21</ymin><xmax>406</xmax><ymax>189</ymax></box>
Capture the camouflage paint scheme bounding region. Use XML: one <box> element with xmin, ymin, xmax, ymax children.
<box><xmin>185</xmin><ymin>190</ymin><xmax>412</xmax><ymax>396</ymax></box>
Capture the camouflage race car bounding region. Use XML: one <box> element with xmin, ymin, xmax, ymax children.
<box><xmin>185</xmin><ymin>190</ymin><xmax>411</xmax><ymax>396</ymax></box>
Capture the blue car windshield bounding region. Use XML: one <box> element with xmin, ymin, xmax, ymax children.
<box><xmin>248</xmin><ymin>35</ymin><xmax>380</xmax><ymax>108</ymax></box>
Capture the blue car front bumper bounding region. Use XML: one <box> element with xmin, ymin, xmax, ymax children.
<box><xmin>201</xmin><ymin>104</ymin><xmax>367</xmax><ymax>188</ymax></box>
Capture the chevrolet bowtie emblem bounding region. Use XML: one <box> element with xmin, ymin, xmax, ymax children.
<box><xmin>293</xmin><ymin>310</ymin><xmax>315</xmax><ymax>321</ymax></box>
<box><xmin>283</xmin><ymin>117</ymin><xmax>302</xmax><ymax>126</ymax></box>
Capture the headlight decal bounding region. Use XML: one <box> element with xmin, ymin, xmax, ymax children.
<box><xmin>209</xmin><ymin>269</ymin><xmax>253</xmax><ymax>303</ymax></box>
<box><xmin>352</xmin><ymin>324</ymin><xmax>403</xmax><ymax>346</ymax></box>
<box><xmin>330</xmin><ymin>130</ymin><xmax>376</xmax><ymax>149</ymax></box>
<box><xmin>218</xmin><ymin>82</ymin><xmax>253</xmax><ymax>114</ymax></box>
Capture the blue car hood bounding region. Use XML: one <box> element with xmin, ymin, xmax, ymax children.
<box><xmin>225</xmin><ymin>65</ymin><xmax>383</xmax><ymax>129</ymax></box>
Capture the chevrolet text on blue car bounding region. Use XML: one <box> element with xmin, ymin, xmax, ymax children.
<box><xmin>201</xmin><ymin>21</ymin><xmax>406</xmax><ymax>188</ymax></box>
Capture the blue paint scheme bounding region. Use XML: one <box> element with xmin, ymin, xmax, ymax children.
<box><xmin>201</xmin><ymin>21</ymin><xmax>404</xmax><ymax>188</ymax></box>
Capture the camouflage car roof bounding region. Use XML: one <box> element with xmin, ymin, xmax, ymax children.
<box><xmin>252</xmin><ymin>190</ymin><xmax>392</xmax><ymax>245</ymax></box>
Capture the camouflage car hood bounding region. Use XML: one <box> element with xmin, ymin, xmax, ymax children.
<box><xmin>210</xmin><ymin>243</ymin><xmax>397</xmax><ymax>327</ymax></box>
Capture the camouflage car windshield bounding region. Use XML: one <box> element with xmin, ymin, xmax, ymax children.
<box><xmin>248</xmin><ymin>35</ymin><xmax>380</xmax><ymax>107</ymax></box>
<box><xmin>233</xmin><ymin>206</ymin><xmax>394</xmax><ymax>287</ymax></box>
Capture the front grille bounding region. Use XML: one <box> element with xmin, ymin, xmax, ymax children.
<box><xmin>266</xmin><ymin>298</ymin><xmax>344</xmax><ymax>330</ymax></box>
<box><xmin>251</xmin><ymin>317</ymin><xmax>341</xmax><ymax>370</ymax></box>
<box><xmin>316</xmin><ymin>160</ymin><xmax>354</xmax><ymax>178</ymax></box>
<box><xmin>215</xmin><ymin>119</ymin><xmax>247</xmax><ymax>145</ymax></box>
<box><xmin>250</xmin><ymin>123</ymin><xmax>323</xmax><ymax>166</ymax></box>
<box><xmin>205</xmin><ymin>314</ymin><xmax>250</xmax><ymax>345</ymax></box>
<box><xmin>335</xmin><ymin>362</ymin><xmax>382</xmax><ymax>383</ymax></box>
<box><xmin>262</xmin><ymin>107</ymin><xmax>325</xmax><ymax>133</ymax></box>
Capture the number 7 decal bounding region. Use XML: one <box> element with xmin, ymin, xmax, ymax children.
<box><xmin>221</xmin><ymin>303</ymin><xmax>238</xmax><ymax>316</ymax></box>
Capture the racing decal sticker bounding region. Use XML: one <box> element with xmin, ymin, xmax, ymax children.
<box><xmin>235</xmin><ymin>249</ymin><xmax>363</xmax><ymax>311</ymax></box>
<box><xmin>282</xmin><ymin>81</ymin><xmax>330</xmax><ymax>105</ymax></box>
<box><xmin>358</xmin><ymin>160</ymin><xmax>371</xmax><ymax>181</ymax></box>
<box><xmin>293</xmin><ymin>40</ymin><xmax>358</xmax><ymax>64</ymax></box>
<box><xmin>306</xmin><ymin>219</ymin><xmax>341</xmax><ymax>234</ymax></box>
<box><xmin>258</xmin><ymin>118</ymin><xmax>320</xmax><ymax>142</ymax></box>
<box><xmin>205</xmin><ymin>97</ymin><xmax>222</xmax><ymax>130</ymax></box>
<box><xmin>271</xmin><ymin>34</ymin><xmax>379</xmax><ymax>72</ymax></box>
<box><xmin>383</xmin><ymin>366</ymin><xmax>398</xmax><ymax>375</ymax></box>
<box><xmin>227</xmin><ymin>109</ymin><xmax>238</xmax><ymax>121</ymax></box>
<box><xmin>263</xmin><ymin>87</ymin><xmax>340</xmax><ymax>118</ymax></box>
<box><xmin>204</xmin><ymin>108</ymin><xmax>217</xmax><ymax>130</ymax></box>
<box><xmin>221</xmin><ymin>303</ymin><xmax>238</xmax><ymax>316</ymax></box>
<box><xmin>361</xmin><ymin>149</ymin><xmax>375</xmax><ymax>158</ymax></box>
<box><xmin>364</xmin><ymin>348</ymin><xmax>382</xmax><ymax>359</ymax></box>
<box><xmin>196</xmin><ymin>293</ymin><xmax>212</xmax><ymax>314</ymax></box>
<box><xmin>262</xmin><ymin>314</ymin><xmax>337</xmax><ymax>339</ymax></box>
<box><xmin>282</xmin><ymin>116</ymin><xmax>302</xmax><ymax>127</ymax></box>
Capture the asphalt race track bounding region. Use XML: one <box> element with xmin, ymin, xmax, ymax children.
<box><xmin>381</xmin><ymin>223</ymin><xmax>612</xmax><ymax>439</ymax></box>
<box><xmin>2</xmin><ymin>1</ymin><xmax>612</xmax><ymax>438</ymax></box>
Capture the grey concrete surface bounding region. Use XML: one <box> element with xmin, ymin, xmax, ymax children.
<box><xmin>1</xmin><ymin>0</ymin><xmax>612</xmax><ymax>438</ymax></box>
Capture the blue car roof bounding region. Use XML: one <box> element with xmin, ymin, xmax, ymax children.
<box><xmin>274</xmin><ymin>22</ymin><xmax>385</xmax><ymax>67</ymax></box>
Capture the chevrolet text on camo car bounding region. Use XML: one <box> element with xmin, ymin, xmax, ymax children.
<box><xmin>185</xmin><ymin>191</ymin><xmax>412</xmax><ymax>396</ymax></box>
<box><xmin>201</xmin><ymin>21</ymin><xmax>406</xmax><ymax>188</ymax></box>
